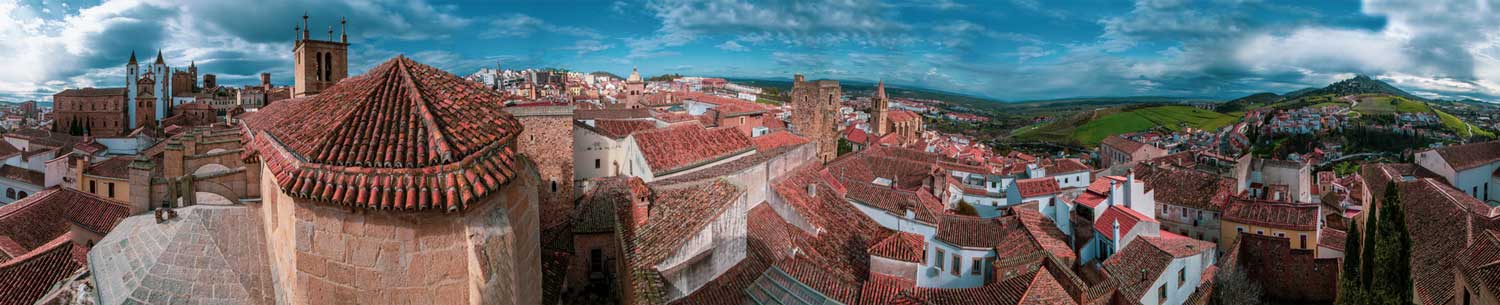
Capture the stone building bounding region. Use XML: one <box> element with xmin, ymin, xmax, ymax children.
<box><xmin>92</xmin><ymin>55</ymin><xmax>544</xmax><ymax>305</ymax></box>
<box><xmin>789</xmin><ymin>74</ymin><xmax>841</xmax><ymax>163</ymax></box>
<box><xmin>506</xmin><ymin>103</ymin><xmax>577</xmax><ymax>230</ymax></box>
<box><xmin>292</xmin><ymin>14</ymin><xmax>349</xmax><ymax>97</ymax></box>
<box><xmin>52</xmin><ymin>88</ymin><xmax>128</xmax><ymax>137</ymax></box>
<box><xmin>621</xmin><ymin>67</ymin><xmax>646</xmax><ymax>109</ymax></box>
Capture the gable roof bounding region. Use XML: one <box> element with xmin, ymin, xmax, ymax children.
<box><xmin>1132</xmin><ymin>163</ymin><xmax>1235</xmax><ymax>212</ymax></box>
<box><xmin>935</xmin><ymin>215</ymin><xmax>1009</xmax><ymax>248</ymax></box>
<box><xmin>1103</xmin><ymin>233</ymin><xmax>1210</xmax><ymax>301</ymax></box>
<box><xmin>592</xmin><ymin>119</ymin><xmax>657</xmax><ymax>139</ymax></box>
<box><xmin>1013</xmin><ymin>177</ymin><xmax>1061</xmax><ymax>198</ymax></box>
<box><xmin>1429</xmin><ymin>140</ymin><xmax>1500</xmax><ymax>171</ymax></box>
<box><xmin>869</xmin><ymin>232</ymin><xmax>925</xmax><ymax>262</ymax></box>
<box><xmin>632</xmin><ymin>180</ymin><xmax>743</xmax><ymax>267</ymax></box>
<box><xmin>0</xmin><ymin>235</ymin><xmax>84</xmax><ymax>305</ymax></box>
<box><xmin>631</xmin><ymin>124</ymin><xmax>754</xmax><ymax>176</ymax></box>
<box><xmin>0</xmin><ymin>188</ymin><xmax>128</xmax><ymax>257</ymax></box>
<box><xmin>751</xmin><ymin>130</ymin><xmax>809</xmax><ymax>152</ymax></box>
<box><xmin>1220</xmin><ymin>198</ymin><xmax>1320</xmax><ymax>231</ymax></box>
<box><xmin>1093</xmin><ymin>205</ymin><xmax>1155</xmax><ymax>239</ymax></box>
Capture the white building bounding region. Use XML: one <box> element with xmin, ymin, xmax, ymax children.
<box><xmin>1102</xmin><ymin>234</ymin><xmax>1217</xmax><ymax>305</ymax></box>
<box><xmin>1415</xmin><ymin>141</ymin><xmax>1500</xmax><ymax>203</ymax></box>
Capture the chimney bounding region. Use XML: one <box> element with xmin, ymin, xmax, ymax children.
<box><xmin>632</xmin><ymin>199</ymin><xmax>650</xmax><ymax>227</ymax></box>
<box><xmin>1107</xmin><ymin>180</ymin><xmax>1119</xmax><ymax>208</ymax></box>
<box><xmin>807</xmin><ymin>183</ymin><xmax>817</xmax><ymax>198</ymax></box>
<box><xmin>1112</xmin><ymin>219</ymin><xmax>1121</xmax><ymax>251</ymax></box>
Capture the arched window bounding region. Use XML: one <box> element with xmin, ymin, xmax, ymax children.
<box><xmin>4</xmin><ymin>188</ymin><xmax>12</xmax><ymax>199</ymax></box>
<box><xmin>17</xmin><ymin>191</ymin><xmax>26</xmax><ymax>199</ymax></box>
<box><xmin>550</xmin><ymin>180</ymin><xmax>558</xmax><ymax>193</ymax></box>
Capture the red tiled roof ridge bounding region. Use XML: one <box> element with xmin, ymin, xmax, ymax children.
<box><xmin>0</xmin><ymin>234</ymin><xmax>84</xmax><ymax>305</ymax></box>
<box><xmin>631</xmin><ymin>123</ymin><xmax>754</xmax><ymax>176</ymax></box>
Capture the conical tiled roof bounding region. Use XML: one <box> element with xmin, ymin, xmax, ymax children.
<box><xmin>128</xmin><ymin>51</ymin><xmax>137</xmax><ymax>65</ymax></box>
<box><xmin>245</xmin><ymin>55</ymin><xmax>524</xmax><ymax>211</ymax></box>
<box><xmin>154</xmin><ymin>49</ymin><xmax>164</xmax><ymax>65</ymax></box>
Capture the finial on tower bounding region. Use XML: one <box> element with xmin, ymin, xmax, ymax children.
<box><xmin>328</xmin><ymin>25</ymin><xmax>333</xmax><ymax>41</ymax></box>
<box><xmin>340</xmin><ymin>16</ymin><xmax>347</xmax><ymax>43</ymax></box>
<box><xmin>301</xmin><ymin>11</ymin><xmax>310</xmax><ymax>40</ymax></box>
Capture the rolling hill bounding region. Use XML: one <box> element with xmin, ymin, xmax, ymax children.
<box><xmin>1016</xmin><ymin>105</ymin><xmax>1238</xmax><ymax>146</ymax></box>
<box><xmin>1285</xmin><ymin>75</ymin><xmax>1425</xmax><ymax>101</ymax></box>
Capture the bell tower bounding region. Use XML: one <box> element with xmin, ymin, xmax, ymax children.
<box><xmin>293</xmin><ymin>13</ymin><xmax>349</xmax><ymax>97</ymax></box>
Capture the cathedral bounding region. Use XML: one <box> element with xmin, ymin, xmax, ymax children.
<box><xmin>124</xmin><ymin>50</ymin><xmax>198</xmax><ymax>130</ymax></box>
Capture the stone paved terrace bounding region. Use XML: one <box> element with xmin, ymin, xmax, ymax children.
<box><xmin>89</xmin><ymin>199</ymin><xmax>274</xmax><ymax>305</ymax></box>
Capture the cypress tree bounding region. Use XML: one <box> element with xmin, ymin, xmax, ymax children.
<box><xmin>1360</xmin><ymin>200</ymin><xmax>1377</xmax><ymax>289</ymax></box>
<box><xmin>1336</xmin><ymin>222</ymin><xmax>1364</xmax><ymax>305</ymax></box>
<box><xmin>1371</xmin><ymin>181</ymin><xmax>1412</xmax><ymax>304</ymax></box>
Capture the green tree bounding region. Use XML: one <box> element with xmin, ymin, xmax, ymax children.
<box><xmin>837</xmin><ymin>138</ymin><xmax>854</xmax><ymax>156</ymax></box>
<box><xmin>1370</xmin><ymin>182</ymin><xmax>1412</xmax><ymax>304</ymax></box>
<box><xmin>1210</xmin><ymin>265</ymin><xmax>1263</xmax><ymax>305</ymax></box>
<box><xmin>1336</xmin><ymin>221</ymin><xmax>1365</xmax><ymax>305</ymax></box>
<box><xmin>1360</xmin><ymin>205</ymin><xmax>1377</xmax><ymax>289</ymax></box>
<box><xmin>954</xmin><ymin>200</ymin><xmax>978</xmax><ymax>216</ymax></box>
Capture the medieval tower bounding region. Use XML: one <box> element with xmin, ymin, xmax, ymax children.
<box><xmin>293</xmin><ymin>14</ymin><xmax>349</xmax><ymax>97</ymax></box>
<box><xmin>790</xmin><ymin>74</ymin><xmax>841</xmax><ymax>163</ymax></box>
<box><xmin>870</xmin><ymin>80</ymin><xmax>889</xmax><ymax>136</ymax></box>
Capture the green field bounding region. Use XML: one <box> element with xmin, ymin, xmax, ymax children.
<box><xmin>1018</xmin><ymin>106</ymin><xmax>1239</xmax><ymax>146</ymax></box>
<box><xmin>1353</xmin><ymin>95</ymin><xmax>1431</xmax><ymax>114</ymax></box>
<box><xmin>1436</xmin><ymin>109</ymin><xmax>1496</xmax><ymax>138</ymax></box>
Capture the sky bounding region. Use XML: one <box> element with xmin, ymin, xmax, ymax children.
<box><xmin>3</xmin><ymin>0</ymin><xmax>1500</xmax><ymax>103</ymax></box>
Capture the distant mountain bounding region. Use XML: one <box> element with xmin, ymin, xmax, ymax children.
<box><xmin>1286</xmin><ymin>75</ymin><xmax>1425</xmax><ymax>101</ymax></box>
<box><xmin>590</xmin><ymin>71</ymin><xmax>622</xmax><ymax>80</ymax></box>
<box><xmin>1215</xmin><ymin>92</ymin><xmax>1281</xmax><ymax>113</ymax></box>
<box><xmin>1009</xmin><ymin>96</ymin><xmax>1217</xmax><ymax>108</ymax></box>
<box><xmin>722</xmin><ymin>77</ymin><xmax>1007</xmax><ymax>110</ymax></box>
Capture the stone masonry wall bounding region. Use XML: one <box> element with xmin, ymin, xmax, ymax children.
<box><xmin>513</xmin><ymin>111</ymin><xmax>575</xmax><ymax>230</ymax></box>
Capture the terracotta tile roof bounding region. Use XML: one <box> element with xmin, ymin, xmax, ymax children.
<box><xmin>1045</xmin><ymin>158</ymin><xmax>1091</xmax><ymax>175</ymax></box>
<box><xmin>244</xmin><ymin>56</ymin><xmax>524</xmax><ymax>211</ymax></box>
<box><xmin>1317</xmin><ymin>227</ymin><xmax>1347</xmax><ymax>251</ymax></box>
<box><xmin>0</xmin><ymin>188</ymin><xmax>128</xmax><ymax>256</ymax></box>
<box><xmin>1093</xmin><ymin>205</ymin><xmax>1155</xmax><ymax>239</ymax></box>
<box><xmin>1457</xmin><ymin>230</ymin><xmax>1500</xmax><ymax>303</ymax></box>
<box><xmin>1020</xmin><ymin>266</ymin><xmax>1080</xmax><ymax>305</ymax></box>
<box><xmin>1014</xmin><ymin>177</ymin><xmax>1061</xmax><ymax>198</ymax></box>
<box><xmin>845</xmin><ymin>127</ymin><xmax>870</xmax><ymax>144</ymax></box>
<box><xmin>650</xmin><ymin>110</ymin><xmax>699</xmax><ymax>124</ymax></box>
<box><xmin>1074</xmin><ymin>176</ymin><xmax>1124</xmax><ymax>209</ymax></box>
<box><xmin>1430</xmin><ymin>140</ymin><xmax>1500</xmax><ymax>171</ymax></box>
<box><xmin>575</xmin><ymin>108</ymin><xmax>651</xmax><ymax>120</ymax></box>
<box><xmin>0</xmin><ymin>235</ymin><xmax>84</xmax><ymax>305</ymax></box>
<box><xmin>859</xmin><ymin>272</ymin><xmax>915</xmax><ymax>305</ymax></box>
<box><xmin>1401</xmin><ymin>178</ymin><xmax>1496</xmax><ymax>305</ymax></box>
<box><xmin>84</xmin><ymin>156</ymin><xmax>133</xmax><ymax>179</ymax></box>
<box><xmin>0</xmin><ymin>166</ymin><xmax>42</xmax><ymax>186</ymax></box>
<box><xmin>826</xmin><ymin>148</ymin><xmax>936</xmax><ymax>191</ymax></box>
<box><xmin>6</xmin><ymin>128</ymin><xmax>81</xmax><ymax>149</ymax></box>
<box><xmin>888</xmin><ymin>110</ymin><xmax>921</xmax><ymax>123</ymax></box>
<box><xmin>632</xmin><ymin>180</ymin><xmax>742</xmax><ymax>266</ymax></box>
<box><xmin>631</xmin><ymin>124</ymin><xmax>754</xmax><ymax>176</ymax></box>
<box><xmin>573</xmin><ymin>176</ymin><xmax>649</xmax><ymax>234</ymax></box>
<box><xmin>0</xmin><ymin>141</ymin><xmax>18</xmax><ymax>159</ymax></box>
<box><xmin>592</xmin><ymin>119</ymin><xmax>657</xmax><ymax>138</ymax></box>
<box><xmin>935</xmin><ymin>215</ymin><xmax>1009</xmax><ymax>248</ymax></box>
<box><xmin>1012</xmin><ymin>205</ymin><xmax>1079</xmax><ymax>266</ymax></box>
<box><xmin>1100</xmin><ymin>136</ymin><xmax>1148</xmax><ymax>154</ymax></box>
<box><xmin>1132</xmin><ymin>163</ymin><xmax>1235</xmax><ymax>212</ymax></box>
<box><xmin>869</xmin><ymin>232</ymin><xmax>925</xmax><ymax>262</ymax></box>
<box><xmin>678</xmin><ymin>92</ymin><xmax>771</xmax><ymax>116</ymax></box>
<box><xmin>842</xmin><ymin>180</ymin><xmax>943</xmax><ymax>224</ymax></box>
<box><xmin>892</xmin><ymin>269</ymin><xmax>1035</xmax><ymax>305</ymax></box>
<box><xmin>1221</xmin><ymin>198</ymin><xmax>1320</xmax><ymax>231</ymax></box>
<box><xmin>1103</xmin><ymin>233</ymin><xmax>1209</xmax><ymax>301</ymax></box>
<box><xmin>54</xmin><ymin>87</ymin><xmax>127</xmax><ymax>97</ymax></box>
<box><xmin>751</xmin><ymin>130</ymin><xmax>809</xmax><ymax>151</ymax></box>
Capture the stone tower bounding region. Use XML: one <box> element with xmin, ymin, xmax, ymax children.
<box><xmin>623</xmin><ymin>67</ymin><xmax>645</xmax><ymax>109</ymax></box>
<box><xmin>790</xmin><ymin>74</ymin><xmax>841</xmax><ymax>163</ymax></box>
<box><xmin>293</xmin><ymin>13</ymin><xmax>349</xmax><ymax>97</ymax></box>
<box><xmin>871</xmin><ymin>80</ymin><xmax>889</xmax><ymax>136</ymax></box>
<box><xmin>125</xmin><ymin>51</ymin><xmax>139</xmax><ymax>130</ymax></box>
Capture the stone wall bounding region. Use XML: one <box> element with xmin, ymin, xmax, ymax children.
<box><xmin>509</xmin><ymin>106</ymin><xmax>576</xmax><ymax>230</ymax></box>
<box><xmin>53</xmin><ymin>93</ymin><xmax>128</xmax><ymax>137</ymax></box>
<box><xmin>258</xmin><ymin>161</ymin><xmax>541</xmax><ymax>305</ymax></box>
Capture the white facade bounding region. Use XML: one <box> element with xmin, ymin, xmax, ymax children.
<box><xmin>0</xmin><ymin>172</ymin><xmax>41</xmax><ymax>205</ymax></box>
<box><xmin>1134</xmin><ymin>249</ymin><xmax>1216</xmax><ymax>305</ymax></box>
<box><xmin>573</xmin><ymin>125</ymin><xmax>632</xmax><ymax>181</ymax></box>
<box><xmin>918</xmin><ymin>239</ymin><xmax>993</xmax><ymax>288</ymax></box>
<box><xmin>1053</xmin><ymin>171</ymin><xmax>1091</xmax><ymax>189</ymax></box>
<box><xmin>1416</xmin><ymin>149</ymin><xmax>1500</xmax><ymax>203</ymax></box>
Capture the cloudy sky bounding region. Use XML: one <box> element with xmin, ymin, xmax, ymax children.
<box><xmin>3</xmin><ymin>0</ymin><xmax>1500</xmax><ymax>102</ymax></box>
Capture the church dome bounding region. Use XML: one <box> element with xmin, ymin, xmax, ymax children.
<box><xmin>245</xmin><ymin>55</ymin><xmax>524</xmax><ymax>211</ymax></box>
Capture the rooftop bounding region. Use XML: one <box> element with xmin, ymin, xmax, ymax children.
<box><xmin>630</xmin><ymin>123</ymin><xmax>754</xmax><ymax>176</ymax></box>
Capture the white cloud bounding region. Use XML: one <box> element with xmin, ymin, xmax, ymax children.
<box><xmin>715</xmin><ymin>40</ymin><xmax>748</xmax><ymax>52</ymax></box>
<box><xmin>561</xmin><ymin>40</ymin><xmax>615</xmax><ymax>56</ymax></box>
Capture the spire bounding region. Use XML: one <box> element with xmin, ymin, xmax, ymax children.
<box><xmin>340</xmin><ymin>16</ymin><xmax>347</xmax><ymax>43</ymax></box>
<box><xmin>190</xmin><ymin>60</ymin><xmax>195</xmax><ymax>68</ymax></box>
<box><xmin>128</xmin><ymin>51</ymin><xmax>137</xmax><ymax>65</ymax></box>
<box><xmin>876</xmin><ymin>80</ymin><xmax>886</xmax><ymax>99</ymax></box>
<box><xmin>301</xmin><ymin>11</ymin><xmax>310</xmax><ymax>40</ymax></box>
<box><xmin>154</xmin><ymin>49</ymin><xmax>164</xmax><ymax>65</ymax></box>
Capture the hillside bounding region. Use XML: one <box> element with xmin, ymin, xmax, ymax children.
<box><xmin>1016</xmin><ymin>105</ymin><xmax>1238</xmax><ymax>146</ymax></box>
<box><xmin>1215</xmin><ymin>92</ymin><xmax>1281</xmax><ymax>113</ymax></box>
<box><xmin>723</xmin><ymin>78</ymin><xmax>1006</xmax><ymax>110</ymax></box>
<box><xmin>590</xmin><ymin>71</ymin><xmax>623</xmax><ymax>80</ymax></box>
<box><xmin>1285</xmin><ymin>75</ymin><xmax>1425</xmax><ymax>101</ymax></box>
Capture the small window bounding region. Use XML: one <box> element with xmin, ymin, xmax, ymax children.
<box><xmin>1158</xmin><ymin>285</ymin><xmax>1168</xmax><ymax>304</ymax></box>
<box><xmin>1178</xmin><ymin>268</ymin><xmax>1185</xmax><ymax>287</ymax></box>
<box><xmin>934</xmin><ymin>249</ymin><xmax>945</xmax><ymax>270</ymax></box>
<box><xmin>595</xmin><ymin>159</ymin><xmax>601</xmax><ymax>169</ymax></box>
<box><xmin>1256</xmin><ymin>230</ymin><xmax>1264</xmax><ymax>235</ymax></box>
<box><xmin>4</xmin><ymin>188</ymin><xmax>12</xmax><ymax>199</ymax></box>
<box><xmin>970</xmin><ymin>258</ymin><xmax>982</xmax><ymax>275</ymax></box>
<box><xmin>950</xmin><ymin>254</ymin><xmax>960</xmax><ymax>276</ymax></box>
<box><xmin>108</xmin><ymin>183</ymin><xmax>116</xmax><ymax>197</ymax></box>
<box><xmin>590</xmin><ymin>248</ymin><xmax>604</xmax><ymax>273</ymax></box>
<box><xmin>89</xmin><ymin>180</ymin><xmax>96</xmax><ymax>193</ymax></box>
<box><xmin>1300</xmin><ymin>234</ymin><xmax>1308</xmax><ymax>249</ymax></box>
<box><xmin>17</xmin><ymin>191</ymin><xmax>26</xmax><ymax>199</ymax></box>
<box><xmin>550</xmin><ymin>180</ymin><xmax>558</xmax><ymax>193</ymax></box>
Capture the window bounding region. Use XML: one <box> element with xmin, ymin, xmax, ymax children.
<box><xmin>108</xmin><ymin>183</ymin><xmax>115</xmax><ymax>197</ymax></box>
<box><xmin>595</xmin><ymin>159</ymin><xmax>601</xmax><ymax>169</ymax></box>
<box><xmin>950</xmin><ymin>254</ymin><xmax>960</xmax><ymax>276</ymax></box>
<box><xmin>1300</xmin><ymin>234</ymin><xmax>1308</xmax><ymax>249</ymax></box>
<box><xmin>4</xmin><ymin>188</ymin><xmax>11</xmax><ymax>199</ymax></box>
<box><xmin>1178</xmin><ymin>268</ymin><xmax>1185</xmax><ymax>287</ymax></box>
<box><xmin>1256</xmin><ymin>230</ymin><xmax>1264</xmax><ymax>235</ymax></box>
<box><xmin>590</xmin><ymin>248</ymin><xmax>604</xmax><ymax>273</ymax></box>
<box><xmin>971</xmin><ymin>258</ymin><xmax>982</xmax><ymax>275</ymax></box>
<box><xmin>935</xmin><ymin>249</ymin><xmax>945</xmax><ymax>270</ymax></box>
<box><xmin>1237</xmin><ymin>227</ymin><xmax>1244</xmax><ymax>233</ymax></box>
<box><xmin>1158</xmin><ymin>285</ymin><xmax>1168</xmax><ymax>304</ymax></box>
<box><xmin>550</xmin><ymin>180</ymin><xmax>558</xmax><ymax>193</ymax></box>
<box><xmin>89</xmin><ymin>180</ymin><xmax>96</xmax><ymax>193</ymax></box>
<box><xmin>17</xmin><ymin>191</ymin><xmax>26</xmax><ymax>199</ymax></box>
<box><xmin>1276</xmin><ymin>232</ymin><xmax>1285</xmax><ymax>238</ymax></box>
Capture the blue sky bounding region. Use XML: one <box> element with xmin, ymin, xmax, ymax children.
<box><xmin>3</xmin><ymin>0</ymin><xmax>1500</xmax><ymax>102</ymax></box>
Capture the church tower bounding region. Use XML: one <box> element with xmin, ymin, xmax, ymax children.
<box><xmin>790</xmin><ymin>74</ymin><xmax>842</xmax><ymax>163</ymax></box>
<box><xmin>871</xmin><ymin>80</ymin><xmax>889</xmax><ymax>136</ymax></box>
<box><xmin>293</xmin><ymin>14</ymin><xmax>349</xmax><ymax>97</ymax></box>
<box><xmin>125</xmin><ymin>51</ymin><xmax>139</xmax><ymax>129</ymax></box>
<box><xmin>151</xmin><ymin>50</ymin><xmax>170</xmax><ymax>122</ymax></box>
<box><xmin>622</xmin><ymin>67</ymin><xmax>645</xmax><ymax>108</ymax></box>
